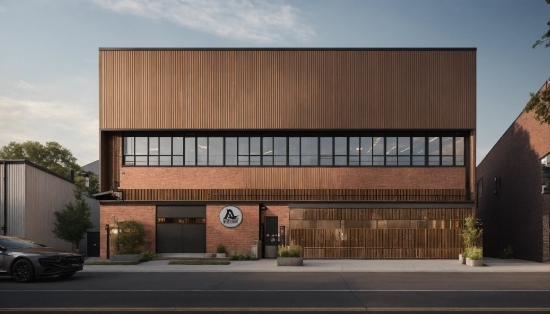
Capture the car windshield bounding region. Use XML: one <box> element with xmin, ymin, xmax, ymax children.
<box><xmin>0</xmin><ymin>237</ymin><xmax>46</xmax><ymax>249</ymax></box>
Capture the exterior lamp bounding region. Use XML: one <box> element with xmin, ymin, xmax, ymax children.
<box><xmin>259</xmin><ymin>203</ymin><xmax>268</xmax><ymax>211</ymax></box>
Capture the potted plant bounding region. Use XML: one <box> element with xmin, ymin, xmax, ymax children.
<box><xmin>277</xmin><ymin>245</ymin><xmax>303</xmax><ymax>266</ymax></box>
<box><xmin>216</xmin><ymin>243</ymin><xmax>227</xmax><ymax>258</ymax></box>
<box><xmin>465</xmin><ymin>246</ymin><xmax>483</xmax><ymax>267</ymax></box>
<box><xmin>461</xmin><ymin>216</ymin><xmax>483</xmax><ymax>266</ymax></box>
<box><xmin>112</xmin><ymin>220</ymin><xmax>147</xmax><ymax>262</ymax></box>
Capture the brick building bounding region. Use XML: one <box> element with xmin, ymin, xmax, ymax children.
<box><xmin>476</xmin><ymin>80</ymin><xmax>550</xmax><ymax>263</ymax></box>
<box><xmin>97</xmin><ymin>48</ymin><xmax>476</xmax><ymax>259</ymax></box>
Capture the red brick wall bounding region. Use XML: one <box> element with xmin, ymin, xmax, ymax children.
<box><xmin>206</xmin><ymin>204</ymin><xmax>261</xmax><ymax>254</ymax></box>
<box><xmin>477</xmin><ymin>110</ymin><xmax>550</xmax><ymax>262</ymax></box>
<box><xmin>99</xmin><ymin>204</ymin><xmax>156</xmax><ymax>259</ymax></box>
<box><xmin>119</xmin><ymin>167</ymin><xmax>466</xmax><ymax>190</ymax></box>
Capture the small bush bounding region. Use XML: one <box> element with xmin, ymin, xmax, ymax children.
<box><xmin>114</xmin><ymin>220</ymin><xmax>146</xmax><ymax>254</ymax></box>
<box><xmin>229</xmin><ymin>253</ymin><xmax>255</xmax><ymax>260</ymax></box>
<box><xmin>216</xmin><ymin>243</ymin><xmax>227</xmax><ymax>254</ymax></box>
<box><xmin>139</xmin><ymin>251</ymin><xmax>158</xmax><ymax>262</ymax></box>
<box><xmin>501</xmin><ymin>246</ymin><xmax>514</xmax><ymax>259</ymax></box>
<box><xmin>465</xmin><ymin>246</ymin><xmax>483</xmax><ymax>260</ymax></box>
<box><xmin>278</xmin><ymin>245</ymin><xmax>301</xmax><ymax>257</ymax></box>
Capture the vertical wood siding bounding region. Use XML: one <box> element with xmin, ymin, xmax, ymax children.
<box><xmin>290</xmin><ymin>207</ymin><xmax>473</xmax><ymax>259</ymax></box>
<box><xmin>99</xmin><ymin>49</ymin><xmax>476</xmax><ymax>130</ymax></box>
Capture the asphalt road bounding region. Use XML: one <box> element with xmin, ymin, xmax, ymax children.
<box><xmin>1</xmin><ymin>272</ymin><xmax>549</xmax><ymax>313</ymax></box>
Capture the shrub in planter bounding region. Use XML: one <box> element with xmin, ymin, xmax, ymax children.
<box><xmin>278</xmin><ymin>245</ymin><xmax>301</xmax><ymax>257</ymax></box>
<box><xmin>115</xmin><ymin>220</ymin><xmax>146</xmax><ymax>254</ymax></box>
<box><xmin>461</xmin><ymin>216</ymin><xmax>483</xmax><ymax>263</ymax></box>
<box><xmin>465</xmin><ymin>246</ymin><xmax>483</xmax><ymax>267</ymax></box>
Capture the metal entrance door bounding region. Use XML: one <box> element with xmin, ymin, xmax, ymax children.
<box><xmin>86</xmin><ymin>232</ymin><xmax>100</xmax><ymax>257</ymax></box>
<box><xmin>156</xmin><ymin>206</ymin><xmax>206</xmax><ymax>253</ymax></box>
<box><xmin>264</xmin><ymin>216</ymin><xmax>278</xmax><ymax>258</ymax></box>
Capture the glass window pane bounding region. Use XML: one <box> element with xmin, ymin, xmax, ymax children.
<box><xmin>349</xmin><ymin>137</ymin><xmax>359</xmax><ymax>156</ymax></box>
<box><xmin>442</xmin><ymin>137</ymin><xmax>453</xmax><ymax>156</ymax></box>
<box><xmin>349</xmin><ymin>156</ymin><xmax>359</xmax><ymax>165</ymax></box>
<box><xmin>442</xmin><ymin>156</ymin><xmax>453</xmax><ymax>166</ymax></box>
<box><xmin>360</xmin><ymin>155</ymin><xmax>372</xmax><ymax>166</ymax></box>
<box><xmin>386</xmin><ymin>137</ymin><xmax>397</xmax><ymax>155</ymax></box>
<box><xmin>301</xmin><ymin>137</ymin><xmax>318</xmax><ymax>165</ymax></box>
<box><xmin>320</xmin><ymin>137</ymin><xmax>332</xmax><ymax>156</ymax></box>
<box><xmin>429</xmin><ymin>137</ymin><xmax>440</xmax><ymax>155</ymax></box>
<box><xmin>173</xmin><ymin>137</ymin><xmax>183</xmax><ymax>155</ymax></box>
<box><xmin>250</xmin><ymin>137</ymin><xmax>261</xmax><ymax>155</ymax></box>
<box><xmin>238</xmin><ymin>137</ymin><xmax>249</xmax><ymax>155</ymax></box>
<box><xmin>413</xmin><ymin>137</ymin><xmax>425</xmax><ymax>155</ymax></box>
<box><xmin>263</xmin><ymin>156</ymin><xmax>273</xmax><ymax>165</ymax></box>
<box><xmin>263</xmin><ymin>137</ymin><xmax>273</xmax><ymax>155</ymax></box>
<box><xmin>274</xmin><ymin>156</ymin><xmax>287</xmax><ymax>165</ymax></box>
<box><xmin>149</xmin><ymin>137</ymin><xmax>159</xmax><ymax>155</ymax></box>
<box><xmin>412</xmin><ymin>156</ymin><xmax>425</xmax><ymax>166</ymax></box>
<box><xmin>335</xmin><ymin>156</ymin><xmax>347</xmax><ymax>165</ymax></box>
<box><xmin>124</xmin><ymin>156</ymin><xmax>134</xmax><ymax>166</ymax></box>
<box><xmin>386</xmin><ymin>156</ymin><xmax>397</xmax><ymax>165</ymax></box>
<box><xmin>135</xmin><ymin>156</ymin><xmax>147</xmax><ymax>165</ymax></box>
<box><xmin>335</xmin><ymin>137</ymin><xmax>347</xmax><ymax>155</ymax></box>
<box><xmin>289</xmin><ymin>156</ymin><xmax>300</xmax><ymax>165</ymax></box>
<box><xmin>398</xmin><ymin>137</ymin><xmax>410</xmax><ymax>155</ymax></box>
<box><xmin>455</xmin><ymin>137</ymin><xmax>465</xmax><ymax>166</ymax></box>
<box><xmin>225</xmin><ymin>137</ymin><xmax>237</xmax><ymax>165</ymax></box>
<box><xmin>159</xmin><ymin>156</ymin><xmax>171</xmax><ymax>166</ymax></box>
<box><xmin>398</xmin><ymin>156</ymin><xmax>410</xmax><ymax>166</ymax></box>
<box><xmin>197</xmin><ymin>137</ymin><xmax>208</xmax><ymax>165</ymax></box>
<box><xmin>238</xmin><ymin>156</ymin><xmax>249</xmax><ymax>166</ymax></box>
<box><xmin>455</xmin><ymin>155</ymin><xmax>464</xmax><ymax>166</ymax></box>
<box><xmin>135</xmin><ymin>137</ymin><xmax>147</xmax><ymax>155</ymax></box>
<box><xmin>320</xmin><ymin>157</ymin><xmax>333</xmax><ymax>165</ymax></box>
<box><xmin>372</xmin><ymin>137</ymin><xmax>384</xmax><ymax>155</ymax></box>
<box><xmin>173</xmin><ymin>156</ymin><xmax>183</xmax><ymax>165</ymax></box>
<box><xmin>209</xmin><ymin>137</ymin><xmax>223</xmax><ymax>165</ymax></box>
<box><xmin>289</xmin><ymin>137</ymin><xmax>300</xmax><ymax>156</ymax></box>
<box><xmin>429</xmin><ymin>156</ymin><xmax>440</xmax><ymax>166</ymax></box>
<box><xmin>124</xmin><ymin>137</ymin><xmax>134</xmax><ymax>155</ymax></box>
<box><xmin>185</xmin><ymin>137</ymin><xmax>196</xmax><ymax>165</ymax></box>
<box><xmin>274</xmin><ymin>137</ymin><xmax>287</xmax><ymax>156</ymax></box>
<box><xmin>149</xmin><ymin>156</ymin><xmax>159</xmax><ymax>166</ymax></box>
<box><xmin>160</xmin><ymin>137</ymin><xmax>171</xmax><ymax>155</ymax></box>
<box><xmin>373</xmin><ymin>156</ymin><xmax>384</xmax><ymax>166</ymax></box>
<box><xmin>250</xmin><ymin>156</ymin><xmax>261</xmax><ymax>165</ymax></box>
<box><xmin>361</xmin><ymin>137</ymin><xmax>373</xmax><ymax>155</ymax></box>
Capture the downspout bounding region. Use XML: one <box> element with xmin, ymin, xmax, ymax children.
<box><xmin>2</xmin><ymin>161</ymin><xmax>6</xmax><ymax>235</ymax></box>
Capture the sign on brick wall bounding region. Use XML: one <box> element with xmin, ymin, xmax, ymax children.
<box><xmin>219</xmin><ymin>206</ymin><xmax>243</xmax><ymax>228</ymax></box>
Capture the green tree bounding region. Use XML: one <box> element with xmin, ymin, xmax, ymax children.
<box><xmin>524</xmin><ymin>0</ymin><xmax>550</xmax><ymax>123</ymax></box>
<box><xmin>0</xmin><ymin>140</ymin><xmax>98</xmax><ymax>196</ymax></box>
<box><xmin>114</xmin><ymin>220</ymin><xmax>147</xmax><ymax>254</ymax></box>
<box><xmin>52</xmin><ymin>189</ymin><xmax>94</xmax><ymax>252</ymax></box>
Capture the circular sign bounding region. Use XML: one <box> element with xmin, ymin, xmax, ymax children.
<box><xmin>219</xmin><ymin>206</ymin><xmax>243</xmax><ymax>228</ymax></box>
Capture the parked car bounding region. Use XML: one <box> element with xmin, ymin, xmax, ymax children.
<box><xmin>0</xmin><ymin>235</ymin><xmax>84</xmax><ymax>283</ymax></box>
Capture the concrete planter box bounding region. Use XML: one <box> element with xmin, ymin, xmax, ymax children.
<box><xmin>466</xmin><ymin>257</ymin><xmax>483</xmax><ymax>267</ymax></box>
<box><xmin>459</xmin><ymin>253</ymin><xmax>466</xmax><ymax>264</ymax></box>
<box><xmin>277</xmin><ymin>257</ymin><xmax>303</xmax><ymax>266</ymax></box>
<box><xmin>111</xmin><ymin>254</ymin><xmax>140</xmax><ymax>262</ymax></box>
<box><xmin>216</xmin><ymin>253</ymin><xmax>226</xmax><ymax>258</ymax></box>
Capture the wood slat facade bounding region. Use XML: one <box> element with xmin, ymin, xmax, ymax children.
<box><xmin>99</xmin><ymin>48</ymin><xmax>476</xmax><ymax>131</ymax></box>
<box><xmin>289</xmin><ymin>208</ymin><xmax>472</xmax><ymax>259</ymax></box>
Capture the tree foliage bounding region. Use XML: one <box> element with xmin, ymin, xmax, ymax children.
<box><xmin>52</xmin><ymin>190</ymin><xmax>94</xmax><ymax>252</ymax></box>
<box><xmin>0</xmin><ymin>140</ymin><xmax>98</xmax><ymax>196</ymax></box>
<box><xmin>532</xmin><ymin>0</ymin><xmax>550</xmax><ymax>49</ymax></box>
<box><xmin>524</xmin><ymin>0</ymin><xmax>550</xmax><ymax>123</ymax></box>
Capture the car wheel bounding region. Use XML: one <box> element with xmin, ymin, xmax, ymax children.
<box><xmin>11</xmin><ymin>259</ymin><xmax>35</xmax><ymax>283</ymax></box>
<box><xmin>58</xmin><ymin>272</ymin><xmax>76</xmax><ymax>278</ymax></box>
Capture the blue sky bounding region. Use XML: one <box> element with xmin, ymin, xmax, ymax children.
<box><xmin>0</xmin><ymin>0</ymin><xmax>549</xmax><ymax>166</ymax></box>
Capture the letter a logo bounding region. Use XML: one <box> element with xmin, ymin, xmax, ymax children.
<box><xmin>224</xmin><ymin>209</ymin><xmax>237</xmax><ymax>219</ymax></box>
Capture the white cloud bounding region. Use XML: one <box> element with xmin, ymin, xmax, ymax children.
<box><xmin>0</xmin><ymin>80</ymin><xmax>99</xmax><ymax>166</ymax></box>
<box><xmin>91</xmin><ymin>0</ymin><xmax>315</xmax><ymax>43</ymax></box>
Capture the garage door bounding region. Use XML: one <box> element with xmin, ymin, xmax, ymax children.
<box><xmin>156</xmin><ymin>206</ymin><xmax>206</xmax><ymax>253</ymax></box>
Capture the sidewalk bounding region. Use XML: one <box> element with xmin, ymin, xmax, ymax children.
<box><xmin>83</xmin><ymin>257</ymin><xmax>550</xmax><ymax>273</ymax></box>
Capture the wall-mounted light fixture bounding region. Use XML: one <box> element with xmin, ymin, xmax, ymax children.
<box><xmin>259</xmin><ymin>203</ymin><xmax>268</xmax><ymax>211</ymax></box>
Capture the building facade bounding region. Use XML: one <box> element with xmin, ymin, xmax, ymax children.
<box><xmin>476</xmin><ymin>80</ymin><xmax>550</xmax><ymax>263</ymax></box>
<box><xmin>98</xmin><ymin>48</ymin><xmax>476</xmax><ymax>259</ymax></box>
<box><xmin>0</xmin><ymin>160</ymin><xmax>75</xmax><ymax>251</ymax></box>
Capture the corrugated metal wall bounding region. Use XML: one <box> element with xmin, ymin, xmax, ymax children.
<box><xmin>0</xmin><ymin>163</ymin><xmax>27</xmax><ymax>237</ymax></box>
<box><xmin>99</xmin><ymin>49</ymin><xmax>476</xmax><ymax>130</ymax></box>
<box><xmin>24</xmin><ymin>164</ymin><xmax>74</xmax><ymax>250</ymax></box>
